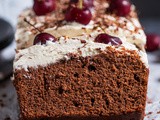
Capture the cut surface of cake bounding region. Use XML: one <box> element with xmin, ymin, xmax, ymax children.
<box><xmin>13</xmin><ymin>0</ymin><xmax>149</xmax><ymax>120</ymax></box>
<box><xmin>14</xmin><ymin>38</ymin><xmax>148</xmax><ymax>119</ymax></box>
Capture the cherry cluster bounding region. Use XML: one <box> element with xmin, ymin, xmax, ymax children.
<box><xmin>65</xmin><ymin>0</ymin><xmax>93</xmax><ymax>25</ymax></box>
<box><xmin>33</xmin><ymin>0</ymin><xmax>94</xmax><ymax>45</ymax></box>
<box><xmin>32</xmin><ymin>0</ymin><xmax>131</xmax><ymax>46</ymax></box>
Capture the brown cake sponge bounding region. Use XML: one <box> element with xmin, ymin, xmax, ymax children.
<box><xmin>14</xmin><ymin>48</ymin><xmax>148</xmax><ymax>120</ymax></box>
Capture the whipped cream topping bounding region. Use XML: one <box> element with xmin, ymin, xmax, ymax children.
<box><xmin>14</xmin><ymin>36</ymin><xmax>148</xmax><ymax>71</ymax></box>
<box><xmin>14</xmin><ymin>0</ymin><xmax>148</xmax><ymax>71</ymax></box>
<box><xmin>15</xmin><ymin>0</ymin><xmax>146</xmax><ymax>50</ymax></box>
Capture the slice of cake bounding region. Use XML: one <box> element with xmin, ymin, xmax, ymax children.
<box><xmin>13</xmin><ymin>0</ymin><xmax>149</xmax><ymax>119</ymax></box>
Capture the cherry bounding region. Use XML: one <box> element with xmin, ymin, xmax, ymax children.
<box><xmin>146</xmin><ymin>34</ymin><xmax>160</xmax><ymax>52</ymax></box>
<box><xmin>109</xmin><ymin>0</ymin><xmax>131</xmax><ymax>16</ymax></box>
<box><xmin>95</xmin><ymin>33</ymin><xmax>122</xmax><ymax>46</ymax></box>
<box><xmin>34</xmin><ymin>33</ymin><xmax>56</xmax><ymax>45</ymax></box>
<box><xmin>65</xmin><ymin>7</ymin><xmax>92</xmax><ymax>25</ymax></box>
<box><xmin>70</xmin><ymin>0</ymin><xmax>94</xmax><ymax>8</ymax></box>
<box><xmin>33</xmin><ymin>0</ymin><xmax>56</xmax><ymax>16</ymax></box>
<box><xmin>65</xmin><ymin>7</ymin><xmax>75</xmax><ymax>22</ymax></box>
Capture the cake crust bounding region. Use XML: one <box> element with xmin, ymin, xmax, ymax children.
<box><xmin>14</xmin><ymin>48</ymin><xmax>148</xmax><ymax>120</ymax></box>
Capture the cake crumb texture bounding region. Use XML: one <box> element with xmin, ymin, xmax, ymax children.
<box><xmin>14</xmin><ymin>48</ymin><xmax>148</xmax><ymax>120</ymax></box>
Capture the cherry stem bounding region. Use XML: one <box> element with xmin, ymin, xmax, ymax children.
<box><xmin>24</xmin><ymin>18</ymin><xmax>41</xmax><ymax>33</ymax></box>
<box><xmin>79</xmin><ymin>0</ymin><xmax>83</xmax><ymax>9</ymax></box>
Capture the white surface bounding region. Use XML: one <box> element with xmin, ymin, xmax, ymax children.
<box><xmin>145</xmin><ymin>51</ymin><xmax>160</xmax><ymax>120</ymax></box>
<box><xmin>0</xmin><ymin>0</ymin><xmax>32</xmax><ymax>26</ymax></box>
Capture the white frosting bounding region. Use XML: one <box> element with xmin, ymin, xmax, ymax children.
<box><xmin>14</xmin><ymin>37</ymin><xmax>148</xmax><ymax>71</ymax></box>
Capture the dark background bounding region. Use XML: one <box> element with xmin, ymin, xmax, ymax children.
<box><xmin>132</xmin><ymin>0</ymin><xmax>160</xmax><ymax>34</ymax></box>
<box><xmin>132</xmin><ymin>0</ymin><xmax>160</xmax><ymax>18</ymax></box>
<box><xmin>131</xmin><ymin>0</ymin><xmax>160</xmax><ymax>34</ymax></box>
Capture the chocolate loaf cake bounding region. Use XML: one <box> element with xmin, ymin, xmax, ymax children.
<box><xmin>13</xmin><ymin>0</ymin><xmax>149</xmax><ymax>119</ymax></box>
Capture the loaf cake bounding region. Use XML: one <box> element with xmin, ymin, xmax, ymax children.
<box><xmin>13</xmin><ymin>0</ymin><xmax>149</xmax><ymax>119</ymax></box>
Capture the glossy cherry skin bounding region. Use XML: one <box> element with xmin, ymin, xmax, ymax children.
<box><xmin>95</xmin><ymin>33</ymin><xmax>122</xmax><ymax>46</ymax></box>
<box><xmin>146</xmin><ymin>34</ymin><xmax>160</xmax><ymax>52</ymax></box>
<box><xmin>65</xmin><ymin>7</ymin><xmax>75</xmax><ymax>22</ymax></box>
<box><xmin>34</xmin><ymin>33</ymin><xmax>56</xmax><ymax>45</ymax></box>
<box><xmin>109</xmin><ymin>0</ymin><xmax>131</xmax><ymax>16</ymax></box>
<box><xmin>33</xmin><ymin>0</ymin><xmax>56</xmax><ymax>16</ymax></box>
<box><xmin>70</xmin><ymin>0</ymin><xmax>94</xmax><ymax>8</ymax></box>
<box><xmin>65</xmin><ymin>7</ymin><xmax>92</xmax><ymax>25</ymax></box>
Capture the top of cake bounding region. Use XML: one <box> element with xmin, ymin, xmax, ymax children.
<box><xmin>15</xmin><ymin>0</ymin><xmax>146</xmax><ymax>50</ymax></box>
<box><xmin>14</xmin><ymin>0</ymin><xmax>148</xmax><ymax>70</ymax></box>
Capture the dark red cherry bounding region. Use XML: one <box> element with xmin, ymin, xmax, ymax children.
<box><xmin>109</xmin><ymin>0</ymin><xmax>131</xmax><ymax>16</ymax></box>
<box><xmin>34</xmin><ymin>33</ymin><xmax>56</xmax><ymax>45</ymax></box>
<box><xmin>65</xmin><ymin>7</ymin><xmax>92</xmax><ymax>25</ymax></box>
<box><xmin>95</xmin><ymin>34</ymin><xmax>110</xmax><ymax>44</ymax></box>
<box><xmin>33</xmin><ymin>0</ymin><xmax>56</xmax><ymax>16</ymax></box>
<box><xmin>70</xmin><ymin>0</ymin><xmax>94</xmax><ymax>8</ymax></box>
<box><xmin>146</xmin><ymin>34</ymin><xmax>160</xmax><ymax>52</ymax></box>
<box><xmin>74</xmin><ymin>7</ymin><xmax>92</xmax><ymax>25</ymax></box>
<box><xmin>95</xmin><ymin>33</ymin><xmax>122</xmax><ymax>46</ymax></box>
<box><xmin>65</xmin><ymin>7</ymin><xmax>75</xmax><ymax>22</ymax></box>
